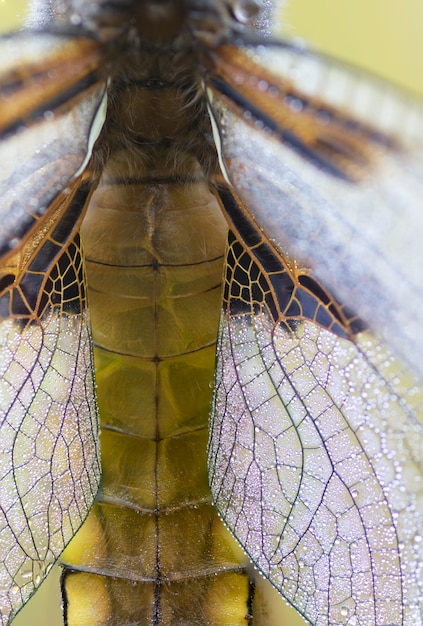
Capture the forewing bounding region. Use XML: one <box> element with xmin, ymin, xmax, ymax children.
<box><xmin>206</xmin><ymin>44</ymin><xmax>423</xmax><ymax>621</ymax></box>
<box><xmin>206</xmin><ymin>41</ymin><xmax>423</xmax><ymax>382</ymax></box>
<box><xmin>0</xmin><ymin>29</ymin><xmax>107</xmax><ymax>623</ymax></box>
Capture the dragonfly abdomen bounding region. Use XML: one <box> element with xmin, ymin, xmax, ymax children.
<box><xmin>60</xmin><ymin>54</ymin><xmax>253</xmax><ymax>625</ymax></box>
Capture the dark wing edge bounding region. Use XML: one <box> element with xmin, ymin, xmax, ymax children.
<box><xmin>0</xmin><ymin>29</ymin><xmax>107</xmax><ymax>624</ymax></box>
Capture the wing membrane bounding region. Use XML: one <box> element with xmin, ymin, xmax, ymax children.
<box><xmin>205</xmin><ymin>41</ymin><xmax>423</xmax><ymax>381</ymax></box>
<box><xmin>209</xmin><ymin>185</ymin><xmax>423</xmax><ymax>625</ymax></box>
<box><xmin>0</xmin><ymin>29</ymin><xmax>107</xmax><ymax>624</ymax></box>
<box><xmin>0</xmin><ymin>31</ymin><xmax>107</xmax><ymax>259</ymax></box>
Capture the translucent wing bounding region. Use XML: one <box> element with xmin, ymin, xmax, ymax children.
<box><xmin>206</xmin><ymin>41</ymin><xmax>423</xmax><ymax>381</ymax></box>
<box><xmin>0</xmin><ymin>29</ymin><xmax>107</xmax><ymax>623</ymax></box>
<box><xmin>206</xmin><ymin>44</ymin><xmax>423</xmax><ymax>626</ymax></box>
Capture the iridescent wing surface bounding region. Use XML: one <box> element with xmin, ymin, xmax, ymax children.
<box><xmin>0</xmin><ymin>29</ymin><xmax>107</xmax><ymax>623</ymax></box>
<box><xmin>206</xmin><ymin>41</ymin><xmax>423</xmax><ymax>626</ymax></box>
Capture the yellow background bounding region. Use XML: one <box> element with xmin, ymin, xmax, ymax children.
<box><xmin>283</xmin><ymin>0</ymin><xmax>423</xmax><ymax>95</ymax></box>
<box><xmin>1</xmin><ymin>0</ymin><xmax>421</xmax><ymax>624</ymax></box>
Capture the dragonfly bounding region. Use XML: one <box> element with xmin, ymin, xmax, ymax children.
<box><xmin>1</xmin><ymin>1</ymin><xmax>423</xmax><ymax>625</ymax></box>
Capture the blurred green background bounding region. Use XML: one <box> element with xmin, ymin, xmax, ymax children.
<box><xmin>1</xmin><ymin>0</ymin><xmax>422</xmax><ymax>624</ymax></box>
